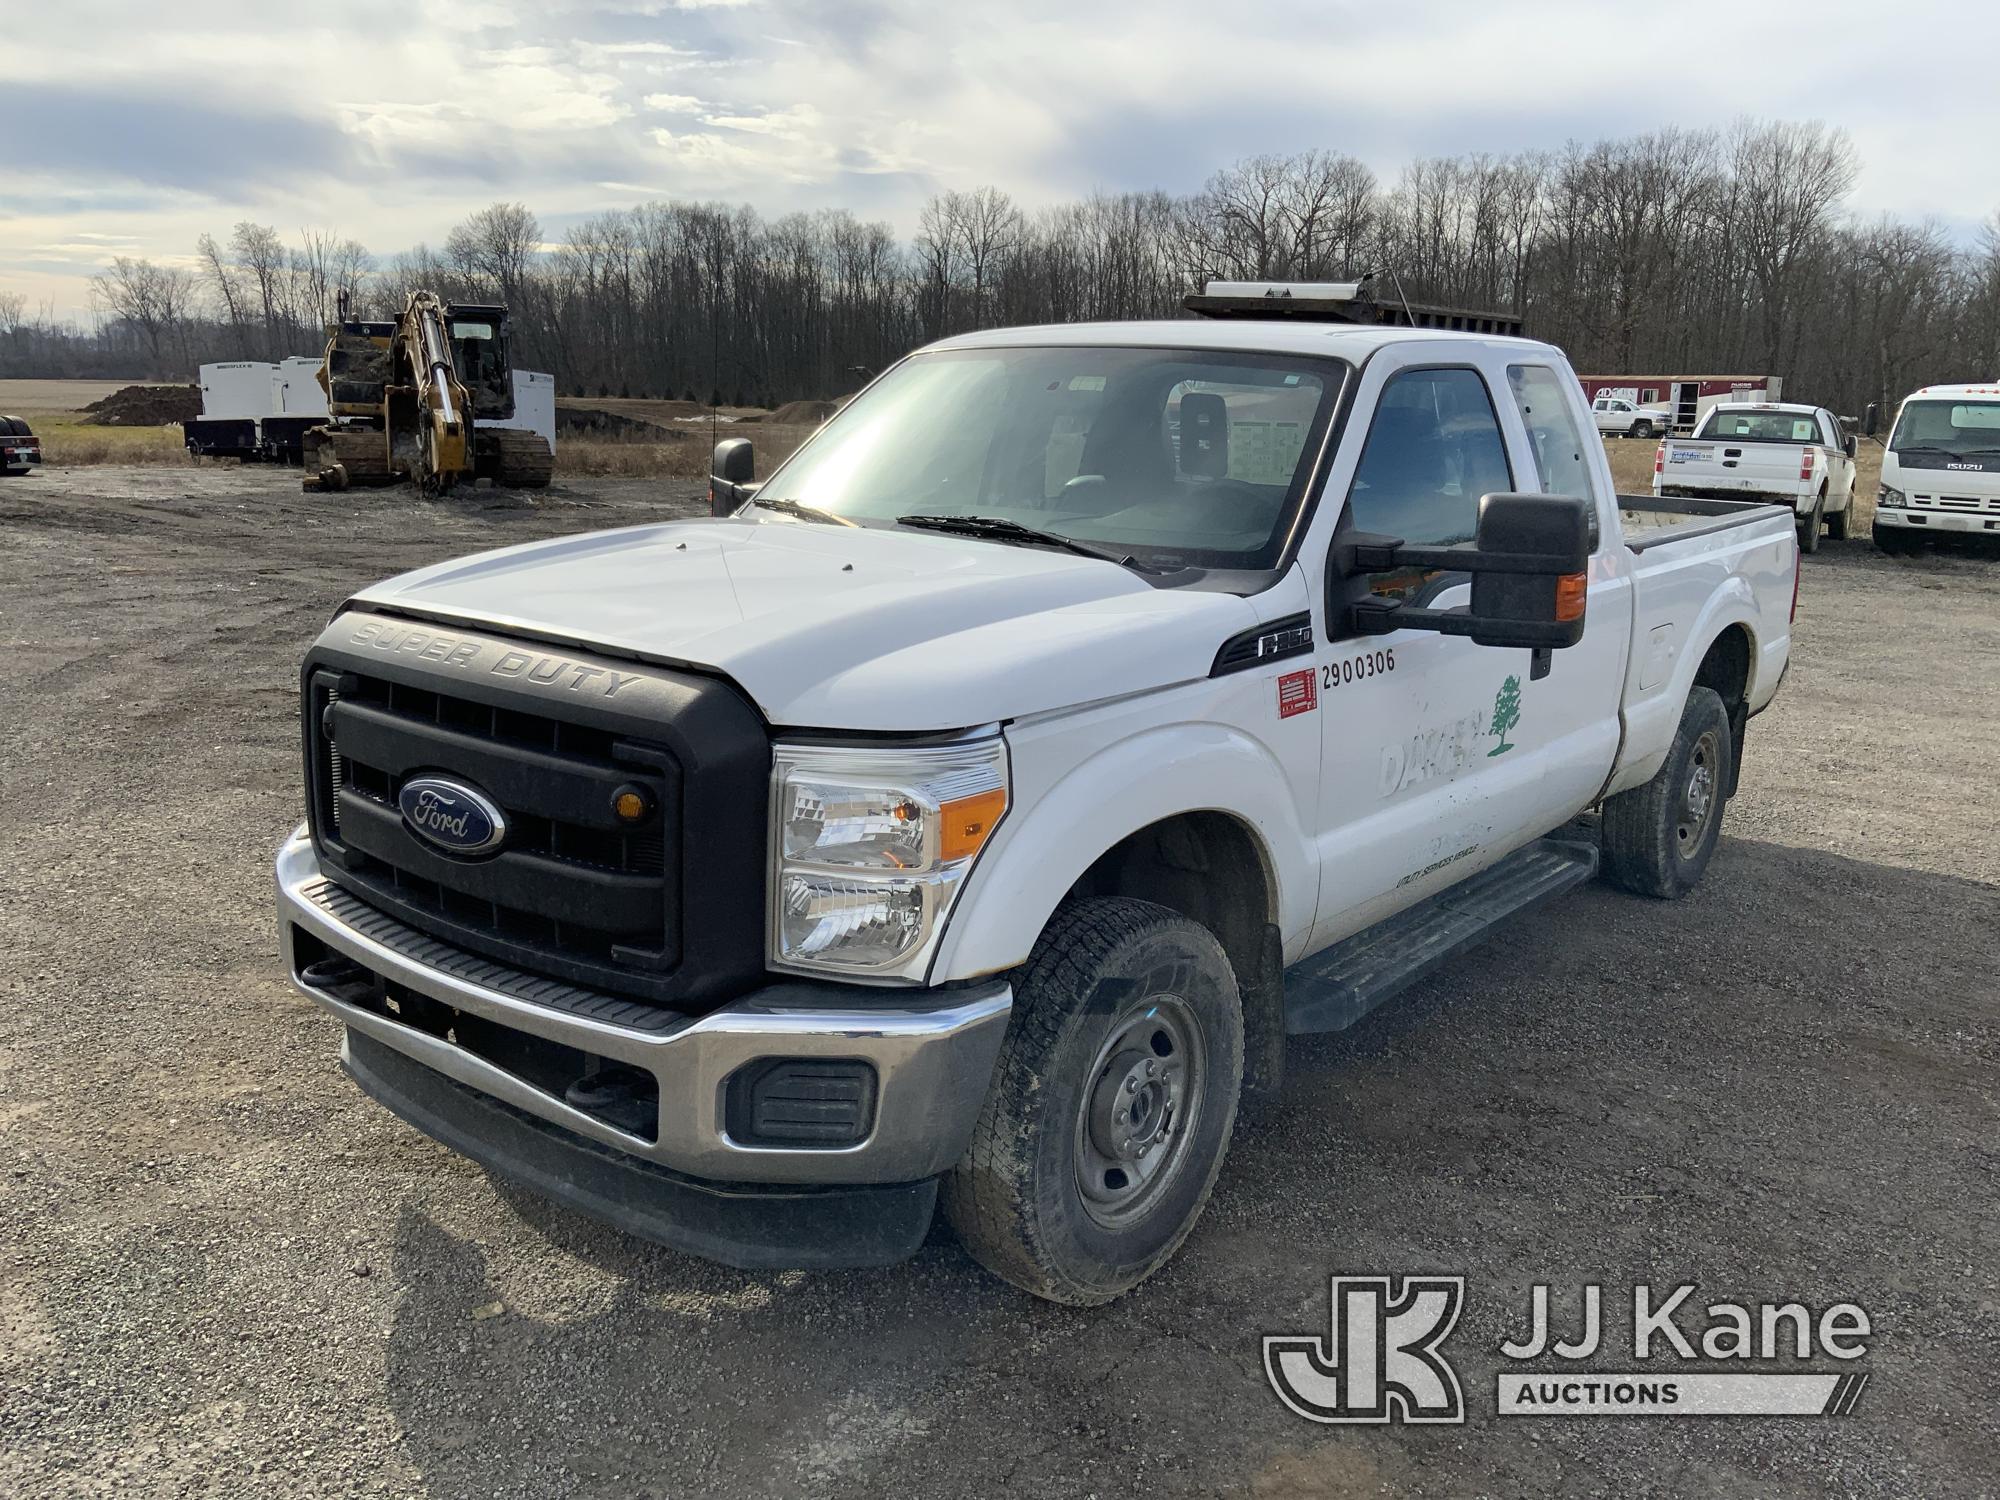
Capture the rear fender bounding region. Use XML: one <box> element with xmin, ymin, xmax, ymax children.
<box><xmin>1610</xmin><ymin>580</ymin><xmax>1766</xmax><ymax>796</ymax></box>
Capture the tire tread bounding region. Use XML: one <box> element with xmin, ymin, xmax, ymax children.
<box><xmin>940</xmin><ymin>896</ymin><xmax>1239</xmax><ymax>1304</ymax></box>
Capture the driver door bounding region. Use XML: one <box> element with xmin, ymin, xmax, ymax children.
<box><xmin>1302</xmin><ymin>349</ymin><xmax>1621</xmax><ymax>953</ymax></box>
<box><xmin>1305</xmin><ymin>352</ymin><xmax>1534</xmax><ymax>950</ymax></box>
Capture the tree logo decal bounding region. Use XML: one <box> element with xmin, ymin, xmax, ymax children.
<box><xmin>1488</xmin><ymin>675</ymin><xmax>1522</xmax><ymax>756</ymax></box>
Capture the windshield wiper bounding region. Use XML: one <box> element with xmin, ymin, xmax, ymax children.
<box><xmin>751</xmin><ymin>496</ymin><xmax>853</xmax><ymax>526</ymax></box>
<box><xmin>896</xmin><ymin>513</ymin><xmax>1164</xmax><ymax>573</ymax></box>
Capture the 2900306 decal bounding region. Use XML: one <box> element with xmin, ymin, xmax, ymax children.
<box><xmin>1323</xmin><ymin>647</ymin><xmax>1396</xmax><ymax>691</ymax></box>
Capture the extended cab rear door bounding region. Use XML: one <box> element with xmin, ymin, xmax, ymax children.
<box><xmin>1298</xmin><ymin>345</ymin><xmax>1626</xmax><ymax>951</ymax></box>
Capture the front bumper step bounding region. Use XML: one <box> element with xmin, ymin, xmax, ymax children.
<box><xmin>345</xmin><ymin>1029</ymin><xmax>939</xmax><ymax>1269</ymax></box>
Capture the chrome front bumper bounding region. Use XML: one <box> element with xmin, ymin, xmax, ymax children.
<box><xmin>275</xmin><ymin>829</ymin><xmax>1011</xmax><ymax>1186</ymax></box>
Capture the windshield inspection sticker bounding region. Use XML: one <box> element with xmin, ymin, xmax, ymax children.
<box><xmin>1265</xmin><ymin>1277</ymin><xmax>1873</xmax><ymax>1425</ymax></box>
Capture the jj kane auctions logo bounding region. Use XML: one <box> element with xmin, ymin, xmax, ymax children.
<box><xmin>1265</xmin><ymin>1277</ymin><xmax>1872</xmax><ymax>1423</ymax></box>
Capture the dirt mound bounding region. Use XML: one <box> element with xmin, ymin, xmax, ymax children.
<box><xmin>764</xmin><ymin>399</ymin><xmax>838</xmax><ymax>426</ymax></box>
<box><xmin>82</xmin><ymin>385</ymin><xmax>202</xmax><ymax>427</ymax></box>
<box><xmin>554</xmin><ymin>403</ymin><xmax>684</xmax><ymax>440</ymax></box>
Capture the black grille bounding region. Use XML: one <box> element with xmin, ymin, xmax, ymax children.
<box><xmin>301</xmin><ymin>613</ymin><xmax>770</xmax><ymax>1011</ymax></box>
<box><xmin>309</xmin><ymin>667</ymin><xmax>680</xmax><ymax>988</ymax></box>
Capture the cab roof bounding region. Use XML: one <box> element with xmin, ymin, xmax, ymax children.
<box><xmin>924</xmin><ymin>319</ymin><xmax>1563</xmax><ymax>365</ymax></box>
<box><xmin>1909</xmin><ymin>383</ymin><xmax>2000</xmax><ymax>398</ymax></box>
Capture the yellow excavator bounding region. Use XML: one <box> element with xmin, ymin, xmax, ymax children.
<box><xmin>303</xmin><ymin>290</ymin><xmax>553</xmax><ymax>492</ymax></box>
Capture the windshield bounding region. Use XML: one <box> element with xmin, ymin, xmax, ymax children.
<box><xmin>753</xmin><ymin>346</ymin><xmax>1345</xmax><ymax>570</ymax></box>
<box><xmin>1889</xmin><ymin>399</ymin><xmax>2000</xmax><ymax>459</ymax></box>
<box><xmin>1696</xmin><ymin>408</ymin><xmax>1822</xmax><ymax>444</ymax></box>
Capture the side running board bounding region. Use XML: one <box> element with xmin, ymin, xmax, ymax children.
<box><xmin>1283</xmin><ymin>837</ymin><xmax>1599</xmax><ymax>1034</ymax></box>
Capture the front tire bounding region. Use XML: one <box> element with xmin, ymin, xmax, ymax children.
<box><xmin>1630</xmin><ymin>419</ymin><xmax>1656</xmax><ymax>439</ymax></box>
<box><xmin>942</xmin><ymin>897</ymin><xmax>1244</xmax><ymax>1305</ymax></box>
<box><xmin>1827</xmin><ymin>491</ymin><xmax>1853</xmax><ymax>540</ymax></box>
<box><xmin>1600</xmin><ymin>686</ymin><xmax>1733</xmax><ymax>899</ymax></box>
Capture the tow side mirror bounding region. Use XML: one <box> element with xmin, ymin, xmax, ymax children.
<box><xmin>710</xmin><ymin>438</ymin><xmax>755</xmax><ymax>516</ymax></box>
<box><xmin>1844</xmin><ymin>433</ymin><xmax>1857</xmax><ymax>458</ymax></box>
<box><xmin>1466</xmin><ymin>493</ymin><xmax>1592</xmax><ymax>649</ymax></box>
<box><xmin>1863</xmin><ymin>402</ymin><xmax>1880</xmax><ymax>438</ymax></box>
<box><xmin>1332</xmin><ymin>491</ymin><xmax>1591</xmax><ymax>654</ymax></box>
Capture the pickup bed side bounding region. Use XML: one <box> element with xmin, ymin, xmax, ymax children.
<box><xmin>1607</xmin><ymin>495</ymin><xmax>1796</xmax><ymax>796</ymax></box>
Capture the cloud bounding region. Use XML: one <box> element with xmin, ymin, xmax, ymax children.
<box><xmin>0</xmin><ymin>81</ymin><xmax>357</xmax><ymax>193</ymax></box>
<box><xmin>3</xmin><ymin>0</ymin><xmax>1998</xmax><ymax>320</ymax></box>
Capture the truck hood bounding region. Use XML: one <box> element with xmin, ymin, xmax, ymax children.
<box><xmin>350</xmin><ymin>517</ymin><xmax>1257</xmax><ymax>730</ymax></box>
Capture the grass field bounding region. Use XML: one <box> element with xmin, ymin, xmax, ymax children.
<box><xmin>0</xmin><ymin>378</ymin><xmax>194</xmax><ymax>466</ymax></box>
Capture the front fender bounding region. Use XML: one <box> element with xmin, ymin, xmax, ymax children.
<box><xmin>929</xmin><ymin>720</ymin><xmax>1316</xmax><ymax>984</ymax></box>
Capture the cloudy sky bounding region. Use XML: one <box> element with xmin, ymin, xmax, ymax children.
<box><xmin>5</xmin><ymin>0</ymin><xmax>1994</xmax><ymax>319</ymax></box>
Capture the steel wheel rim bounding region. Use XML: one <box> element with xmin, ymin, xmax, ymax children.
<box><xmin>1073</xmin><ymin>996</ymin><xmax>1206</xmax><ymax>1229</ymax></box>
<box><xmin>1677</xmin><ymin>729</ymin><xmax>1720</xmax><ymax>856</ymax></box>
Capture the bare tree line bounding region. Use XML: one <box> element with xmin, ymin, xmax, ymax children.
<box><xmin>10</xmin><ymin>118</ymin><xmax>2000</xmax><ymax>419</ymax></box>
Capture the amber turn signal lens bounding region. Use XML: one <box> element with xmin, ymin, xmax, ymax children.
<box><xmin>1555</xmin><ymin>571</ymin><xmax>1587</xmax><ymax>622</ymax></box>
<box><xmin>612</xmin><ymin>786</ymin><xmax>653</xmax><ymax>823</ymax></box>
<box><xmin>938</xmin><ymin>787</ymin><xmax>1008</xmax><ymax>863</ymax></box>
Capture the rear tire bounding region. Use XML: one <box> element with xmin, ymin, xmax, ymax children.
<box><xmin>941</xmin><ymin>897</ymin><xmax>1243</xmax><ymax>1305</ymax></box>
<box><xmin>1600</xmin><ymin>686</ymin><xmax>1733</xmax><ymax>899</ymax></box>
<box><xmin>1798</xmin><ymin>490</ymin><xmax>1824</xmax><ymax>554</ymax></box>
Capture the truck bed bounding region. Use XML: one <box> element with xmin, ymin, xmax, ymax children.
<box><xmin>1617</xmin><ymin>493</ymin><xmax>1790</xmax><ymax>551</ymax></box>
<box><xmin>1605</xmin><ymin>491</ymin><xmax>1796</xmax><ymax>798</ymax></box>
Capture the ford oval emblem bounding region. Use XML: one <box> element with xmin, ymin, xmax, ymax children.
<box><xmin>398</xmin><ymin>776</ymin><xmax>508</xmax><ymax>857</ymax></box>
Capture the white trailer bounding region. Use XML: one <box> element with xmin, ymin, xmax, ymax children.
<box><xmin>185</xmin><ymin>358</ymin><xmax>331</xmax><ymax>464</ymax></box>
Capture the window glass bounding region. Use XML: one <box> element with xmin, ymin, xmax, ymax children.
<box><xmin>1346</xmin><ymin>367</ymin><xmax>1511</xmax><ymax>597</ymax></box>
<box><xmin>1885</xmin><ymin>398</ymin><xmax>2000</xmax><ymax>466</ymax></box>
<box><xmin>1507</xmin><ymin>364</ymin><xmax>1594</xmax><ymax>501</ymax></box>
<box><xmin>1697</xmin><ymin>408</ymin><xmax>1821</xmax><ymax>443</ymax></box>
<box><xmin>759</xmin><ymin>347</ymin><xmax>1342</xmax><ymax>570</ymax></box>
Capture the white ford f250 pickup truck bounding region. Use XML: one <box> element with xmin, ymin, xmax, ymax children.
<box><xmin>1654</xmin><ymin>401</ymin><xmax>1857</xmax><ymax>555</ymax></box>
<box><xmin>276</xmin><ymin>285</ymin><xmax>1798</xmax><ymax>1304</ymax></box>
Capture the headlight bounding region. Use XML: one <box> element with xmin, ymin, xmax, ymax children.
<box><xmin>1876</xmin><ymin>485</ymin><xmax>1906</xmax><ymax>508</ymax></box>
<box><xmin>770</xmin><ymin>737</ymin><xmax>1008</xmax><ymax>977</ymax></box>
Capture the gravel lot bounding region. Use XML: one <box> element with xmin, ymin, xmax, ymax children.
<box><xmin>2</xmin><ymin>465</ymin><xmax>1995</xmax><ymax>1498</ymax></box>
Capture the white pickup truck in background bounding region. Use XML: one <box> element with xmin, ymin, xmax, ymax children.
<box><xmin>1592</xmin><ymin>391</ymin><xmax>1673</xmax><ymax>438</ymax></box>
<box><xmin>276</xmin><ymin>285</ymin><xmax>1798</xmax><ymax>1303</ymax></box>
<box><xmin>1653</xmin><ymin>401</ymin><xmax>1857</xmax><ymax>553</ymax></box>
